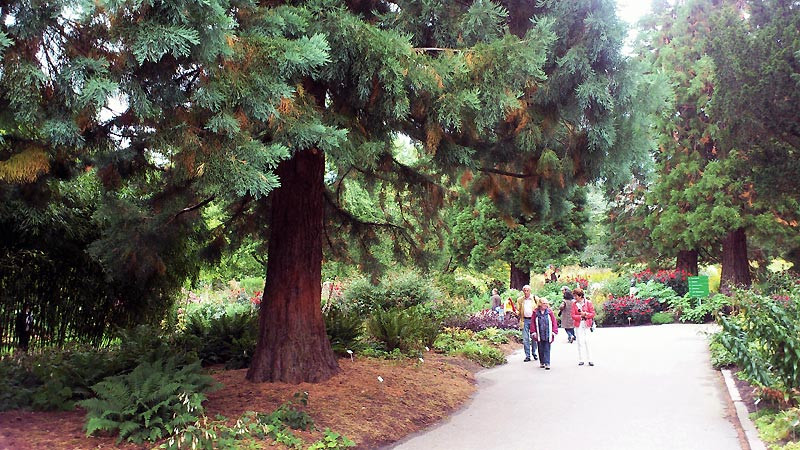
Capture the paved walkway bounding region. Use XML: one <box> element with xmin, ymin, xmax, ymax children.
<box><xmin>388</xmin><ymin>324</ymin><xmax>743</xmax><ymax>450</ymax></box>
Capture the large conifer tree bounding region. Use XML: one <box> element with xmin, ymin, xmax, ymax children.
<box><xmin>2</xmin><ymin>0</ymin><xmax>639</xmax><ymax>382</ymax></box>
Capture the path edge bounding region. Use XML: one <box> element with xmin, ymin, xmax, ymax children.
<box><xmin>721</xmin><ymin>369</ymin><xmax>766</xmax><ymax>450</ymax></box>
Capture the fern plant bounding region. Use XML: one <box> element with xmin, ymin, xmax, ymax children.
<box><xmin>324</xmin><ymin>306</ymin><xmax>364</xmax><ymax>355</ymax></box>
<box><xmin>367</xmin><ymin>308</ymin><xmax>430</xmax><ymax>354</ymax></box>
<box><xmin>80</xmin><ymin>356</ymin><xmax>218</xmax><ymax>443</ymax></box>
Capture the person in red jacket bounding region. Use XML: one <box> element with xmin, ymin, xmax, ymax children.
<box><xmin>531</xmin><ymin>297</ymin><xmax>558</xmax><ymax>370</ymax></box>
<box><xmin>571</xmin><ymin>288</ymin><xmax>595</xmax><ymax>366</ymax></box>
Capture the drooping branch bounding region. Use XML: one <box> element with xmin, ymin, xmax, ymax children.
<box><xmin>171</xmin><ymin>195</ymin><xmax>215</xmax><ymax>221</ymax></box>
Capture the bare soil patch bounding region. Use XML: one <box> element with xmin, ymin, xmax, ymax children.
<box><xmin>0</xmin><ymin>353</ymin><xmax>477</xmax><ymax>450</ymax></box>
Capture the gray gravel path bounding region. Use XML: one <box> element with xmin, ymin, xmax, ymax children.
<box><xmin>388</xmin><ymin>324</ymin><xmax>743</xmax><ymax>450</ymax></box>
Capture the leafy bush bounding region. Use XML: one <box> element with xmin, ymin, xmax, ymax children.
<box><xmin>435</xmin><ymin>272</ymin><xmax>485</xmax><ymax>301</ymax></box>
<box><xmin>474</xmin><ymin>327</ymin><xmax>521</xmax><ymax>345</ymax></box>
<box><xmin>324</xmin><ymin>307</ymin><xmax>364</xmax><ymax>356</ymax></box>
<box><xmin>708</xmin><ymin>332</ymin><xmax>736</xmax><ymax>369</ymax></box>
<box><xmin>178</xmin><ymin>308</ymin><xmax>258</xmax><ymax>369</ymax></box>
<box><xmin>601</xmin><ymin>296</ymin><xmax>659</xmax><ymax>325</ymax></box>
<box><xmin>751</xmin><ymin>407</ymin><xmax>800</xmax><ymax>447</ymax></box>
<box><xmin>650</xmin><ymin>312</ymin><xmax>675</xmax><ymax>325</ymax></box>
<box><xmin>0</xmin><ymin>346</ymin><xmax>117</xmax><ymax>411</ymax></box>
<box><xmin>633</xmin><ymin>268</ymin><xmax>690</xmax><ymax>296</ymax></box>
<box><xmin>433</xmin><ymin>327</ymin><xmax>510</xmax><ymax>367</ymax></box>
<box><xmin>760</xmin><ymin>270</ymin><xmax>800</xmax><ymax>296</ymax></box>
<box><xmin>366</xmin><ymin>308</ymin><xmax>433</xmax><ymax>355</ymax></box>
<box><xmin>636</xmin><ymin>280</ymin><xmax>680</xmax><ymax>306</ymax></box>
<box><xmin>717</xmin><ymin>291</ymin><xmax>800</xmax><ymax>399</ymax></box>
<box><xmin>345</xmin><ymin>271</ymin><xmax>441</xmax><ymax>315</ymax></box>
<box><xmin>457</xmin><ymin>341</ymin><xmax>506</xmax><ymax>367</ymax></box>
<box><xmin>80</xmin><ymin>356</ymin><xmax>218</xmax><ymax>444</ymax></box>
<box><xmin>433</xmin><ymin>328</ymin><xmax>476</xmax><ymax>353</ymax></box>
<box><xmin>672</xmin><ymin>293</ymin><xmax>732</xmax><ymax>323</ymax></box>
<box><xmin>0</xmin><ymin>325</ymin><xmax>181</xmax><ymax>412</ymax></box>
<box><xmin>604</xmin><ymin>275</ymin><xmax>634</xmax><ymax>298</ymax></box>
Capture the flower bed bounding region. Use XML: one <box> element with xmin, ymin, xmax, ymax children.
<box><xmin>602</xmin><ymin>295</ymin><xmax>660</xmax><ymax>325</ymax></box>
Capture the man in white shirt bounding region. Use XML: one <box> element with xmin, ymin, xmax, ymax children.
<box><xmin>516</xmin><ymin>285</ymin><xmax>537</xmax><ymax>362</ymax></box>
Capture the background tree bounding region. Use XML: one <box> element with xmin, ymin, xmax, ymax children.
<box><xmin>449</xmin><ymin>188</ymin><xmax>589</xmax><ymax>289</ymax></box>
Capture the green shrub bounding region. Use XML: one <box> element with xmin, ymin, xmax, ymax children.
<box><xmin>345</xmin><ymin>271</ymin><xmax>441</xmax><ymax>315</ymax></box>
<box><xmin>324</xmin><ymin>307</ymin><xmax>364</xmax><ymax>356</ymax></box>
<box><xmin>366</xmin><ymin>308</ymin><xmax>432</xmax><ymax>355</ymax></box>
<box><xmin>708</xmin><ymin>332</ymin><xmax>736</xmax><ymax>369</ymax></box>
<box><xmin>605</xmin><ymin>275</ymin><xmax>634</xmax><ymax>298</ymax></box>
<box><xmin>650</xmin><ymin>311</ymin><xmax>675</xmax><ymax>325</ymax></box>
<box><xmin>178</xmin><ymin>309</ymin><xmax>258</xmax><ymax>369</ymax></box>
<box><xmin>677</xmin><ymin>293</ymin><xmax>732</xmax><ymax>323</ymax></box>
<box><xmin>457</xmin><ymin>341</ymin><xmax>506</xmax><ymax>367</ymax></box>
<box><xmin>240</xmin><ymin>277</ymin><xmax>265</xmax><ymax>294</ymax></box>
<box><xmin>751</xmin><ymin>407</ymin><xmax>800</xmax><ymax>447</ymax></box>
<box><xmin>637</xmin><ymin>280</ymin><xmax>679</xmax><ymax>306</ymax></box>
<box><xmin>434</xmin><ymin>272</ymin><xmax>484</xmax><ymax>301</ymax></box>
<box><xmin>718</xmin><ymin>290</ymin><xmax>800</xmax><ymax>397</ymax></box>
<box><xmin>433</xmin><ymin>328</ymin><xmax>475</xmax><ymax>353</ymax></box>
<box><xmin>80</xmin><ymin>356</ymin><xmax>218</xmax><ymax>444</ymax></box>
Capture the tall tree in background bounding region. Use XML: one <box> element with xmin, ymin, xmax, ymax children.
<box><xmin>637</xmin><ymin>0</ymin><xmax>749</xmax><ymax>282</ymax></box>
<box><xmin>708</xmin><ymin>0</ymin><xmax>800</xmax><ymax>271</ymax></box>
<box><xmin>449</xmin><ymin>188</ymin><xmax>589</xmax><ymax>289</ymax></box>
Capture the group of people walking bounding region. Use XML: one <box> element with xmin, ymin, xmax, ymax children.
<box><xmin>492</xmin><ymin>284</ymin><xmax>595</xmax><ymax>369</ymax></box>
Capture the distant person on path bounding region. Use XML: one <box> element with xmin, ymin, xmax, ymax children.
<box><xmin>571</xmin><ymin>288</ymin><xmax>595</xmax><ymax>366</ymax></box>
<box><xmin>559</xmin><ymin>286</ymin><xmax>576</xmax><ymax>343</ymax></box>
<box><xmin>517</xmin><ymin>285</ymin><xmax>537</xmax><ymax>362</ymax></box>
<box><xmin>15</xmin><ymin>304</ymin><xmax>33</xmax><ymax>351</ymax></box>
<box><xmin>532</xmin><ymin>297</ymin><xmax>558</xmax><ymax>370</ymax></box>
<box><xmin>490</xmin><ymin>289</ymin><xmax>503</xmax><ymax>320</ymax></box>
<box><xmin>629</xmin><ymin>279</ymin><xmax>638</xmax><ymax>297</ymax></box>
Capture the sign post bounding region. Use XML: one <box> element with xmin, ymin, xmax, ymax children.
<box><xmin>687</xmin><ymin>276</ymin><xmax>710</xmax><ymax>299</ymax></box>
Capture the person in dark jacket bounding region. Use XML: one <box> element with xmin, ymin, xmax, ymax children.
<box><xmin>531</xmin><ymin>297</ymin><xmax>558</xmax><ymax>370</ymax></box>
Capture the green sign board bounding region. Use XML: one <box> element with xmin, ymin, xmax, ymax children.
<box><xmin>688</xmin><ymin>276</ymin><xmax>709</xmax><ymax>298</ymax></box>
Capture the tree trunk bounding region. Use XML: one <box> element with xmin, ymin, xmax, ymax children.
<box><xmin>720</xmin><ymin>227</ymin><xmax>751</xmax><ymax>291</ymax></box>
<box><xmin>246</xmin><ymin>148</ymin><xmax>339</xmax><ymax>384</ymax></box>
<box><xmin>676</xmin><ymin>250</ymin><xmax>698</xmax><ymax>276</ymax></box>
<box><xmin>510</xmin><ymin>262</ymin><xmax>530</xmax><ymax>290</ymax></box>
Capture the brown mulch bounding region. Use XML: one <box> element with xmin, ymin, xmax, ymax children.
<box><xmin>0</xmin><ymin>353</ymin><xmax>478</xmax><ymax>450</ymax></box>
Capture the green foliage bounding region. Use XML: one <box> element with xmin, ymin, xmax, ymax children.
<box><xmin>457</xmin><ymin>341</ymin><xmax>506</xmax><ymax>368</ymax></box>
<box><xmin>345</xmin><ymin>271</ymin><xmax>441</xmax><ymax>315</ymax></box>
<box><xmin>0</xmin><ymin>325</ymin><xmax>184</xmax><ymax>412</ymax></box>
<box><xmin>366</xmin><ymin>307</ymin><xmax>437</xmax><ymax>355</ymax></box>
<box><xmin>605</xmin><ymin>275</ymin><xmax>634</xmax><ymax>298</ymax></box>
<box><xmin>271</xmin><ymin>392</ymin><xmax>314</xmax><ymax>431</ymax></box>
<box><xmin>708</xmin><ymin>332</ymin><xmax>737</xmax><ymax>369</ymax></box>
<box><xmin>324</xmin><ymin>307</ymin><xmax>364</xmax><ymax>356</ymax></box>
<box><xmin>178</xmin><ymin>308</ymin><xmax>258</xmax><ymax>369</ymax></box>
<box><xmin>717</xmin><ymin>290</ymin><xmax>800</xmax><ymax>398</ymax></box>
<box><xmin>474</xmin><ymin>328</ymin><xmax>521</xmax><ymax>345</ymax></box>
<box><xmin>433</xmin><ymin>327</ymin><xmax>510</xmax><ymax>367</ymax></box>
<box><xmin>80</xmin><ymin>356</ymin><xmax>218</xmax><ymax>444</ymax></box>
<box><xmin>670</xmin><ymin>293</ymin><xmax>732</xmax><ymax>324</ymax></box>
<box><xmin>308</xmin><ymin>429</ymin><xmax>357</xmax><ymax>450</ymax></box>
<box><xmin>751</xmin><ymin>408</ymin><xmax>800</xmax><ymax>448</ymax></box>
<box><xmin>637</xmin><ymin>280</ymin><xmax>680</xmax><ymax>307</ymax></box>
<box><xmin>650</xmin><ymin>312</ymin><xmax>675</xmax><ymax>325</ymax></box>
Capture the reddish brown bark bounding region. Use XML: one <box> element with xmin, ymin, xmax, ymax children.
<box><xmin>510</xmin><ymin>262</ymin><xmax>530</xmax><ymax>291</ymax></box>
<box><xmin>246</xmin><ymin>148</ymin><xmax>339</xmax><ymax>384</ymax></box>
<box><xmin>676</xmin><ymin>249</ymin><xmax>698</xmax><ymax>276</ymax></box>
<box><xmin>720</xmin><ymin>227</ymin><xmax>751</xmax><ymax>291</ymax></box>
